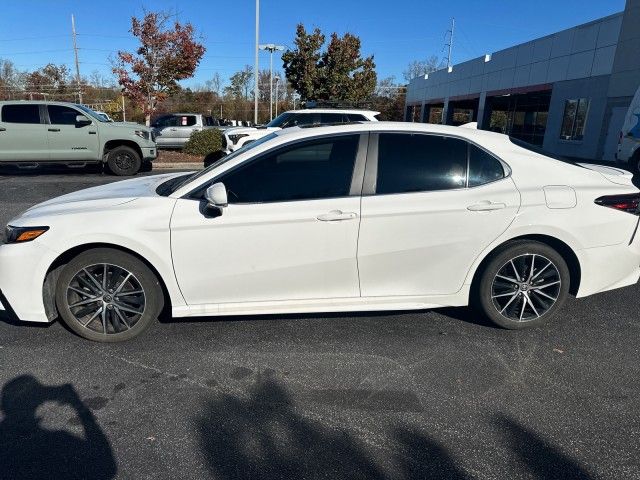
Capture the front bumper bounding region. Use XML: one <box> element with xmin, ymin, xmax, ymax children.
<box><xmin>142</xmin><ymin>146</ymin><xmax>158</xmax><ymax>161</ymax></box>
<box><xmin>0</xmin><ymin>241</ymin><xmax>59</xmax><ymax>323</ymax></box>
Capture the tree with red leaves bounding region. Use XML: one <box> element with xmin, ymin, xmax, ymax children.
<box><xmin>113</xmin><ymin>12</ymin><xmax>205</xmax><ymax>126</ymax></box>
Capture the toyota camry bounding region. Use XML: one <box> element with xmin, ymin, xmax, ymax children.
<box><xmin>1</xmin><ymin>122</ymin><xmax>639</xmax><ymax>342</ymax></box>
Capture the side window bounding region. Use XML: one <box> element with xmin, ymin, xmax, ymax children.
<box><xmin>2</xmin><ymin>104</ymin><xmax>41</xmax><ymax>124</ymax></box>
<box><xmin>219</xmin><ymin>135</ymin><xmax>360</xmax><ymax>203</ymax></box>
<box><xmin>320</xmin><ymin>113</ymin><xmax>347</xmax><ymax>124</ymax></box>
<box><xmin>154</xmin><ymin>116</ymin><xmax>179</xmax><ymax>128</ymax></box>
<box><xmin>376</xmin><ymin>133</ymin><xmax>468</xmax><ymax>194</ymax></box>
<box><xmin>468</xmin><ymin>145</ymin><xmax>505</xmax><ymax>187</ymax></box>
<box><xmin>185</xmin><ymin>116</ymin><xmax>197</xmax><ymax>127</ymax></box>
<box><xmin>48</xmin><ymin>105</ymin><xmax>81</xmax><ymax>125</ymax></box>
<box><xmin>347</xmin><ymin>114</ymin><xmax>367</xmax><ymax>122</ymax></box>
<box><xmin>292</xmin><ymin>113</ymin><xmax>319</xmax><ymax>127</ymax></box>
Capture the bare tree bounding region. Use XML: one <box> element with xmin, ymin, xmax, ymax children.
<box><xmin>403</xmin><ymin>56</ymin><xmax>443</xmax><ymax>82</ymax></box>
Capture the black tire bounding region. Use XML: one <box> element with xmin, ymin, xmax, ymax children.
<box><xmin>106</xmin><ymin>145</ymin><xmax>142</xmax><ymax>176</ymax></box>
<box><xmin>55</xmin><ymin>248</ymin><xmax>164</xmax><ymax>342</ymax></box>
<box><xmin>473</xmin><ymin>240</ymin><xmax>570</xmax><ymax>329</ymax></box>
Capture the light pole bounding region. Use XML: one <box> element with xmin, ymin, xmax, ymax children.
<box><xmin>259</xmin><ymin>43</ymin><xmax>285</xmax><ymax>121</ymax></box>
<box><xmin>254</xmin><ymin>0</ymin><xmax>259</xmax><ymax>125</ymax></box>
<box><xmin>274</xmin><ymin>75</ymin><xmax>281</xmax><ymax>117</ymax></box>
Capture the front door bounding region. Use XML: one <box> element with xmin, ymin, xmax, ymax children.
<box><xmin>170</xmin><ymin>133</ymin><xmax>365</xmax><ymax>306</ymax></box>
<box><xmin>0</xmin><ymin>103</ymin><xmax>49</xmax><ymax>161</ymax></box>
<box><xmin>358</xmin><ymin>132</ymin><xmax>520</xmax><ymax>297</ymax></box>
<box><xmin>46</xmin><ymin>105</ymin><xmax>100</xmax><ymax>161</ymax></box>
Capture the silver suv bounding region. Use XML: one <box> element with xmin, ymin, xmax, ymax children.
<box><xmin>152</xmin><ymin>113</ymin><xmax>226</xmax><ymax>149</ymax></box>
<box><xmin>0</xmin><ymin>101</ymin><xmax>156</xmax><ymax>175</ymax></box>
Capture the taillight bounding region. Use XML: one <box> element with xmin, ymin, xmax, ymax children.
<box><xmin>595</xmin><ymin>194</ymin><xmax>640</xmax><ymax>215</ymax></box>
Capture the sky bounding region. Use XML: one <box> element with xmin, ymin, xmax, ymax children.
<box><xmin>0</xmin><ymin>0</ymin><xmax>627</xmax><ymax>88</ymax></box>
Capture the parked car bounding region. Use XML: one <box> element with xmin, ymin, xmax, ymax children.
<box><xmin>152</xmin><ymin>113</ymin><xmax>226</xmax><ymax>149</ymax></box>
<box><xmin>94</xmin><ymin>111</ymin><xmax>114</xmax><ymax>122</ymax></box>
<box><xmin>2</xmin><ymin>122</ymin><xmax>640</xmax><ymax>342</ymax></box>
<box><xmin>223</xmin><ymin>108</ymin><xmax>380</xmax><ymax>153</ymax></box>
<box><xmin>616</xmin><ymin>84</ymin><xmax>640</xmax><ymax>173</ymax></box>
<box><xmin>0</xmin><ymin>101</ymin><xmax>156</xmax><ymax>175</ymax></box>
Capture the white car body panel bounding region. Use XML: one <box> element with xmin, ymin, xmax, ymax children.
<box><xmin>0</xmin><ymin>122</ymin><xmax>639</xmax><ymax>325</ymax></box>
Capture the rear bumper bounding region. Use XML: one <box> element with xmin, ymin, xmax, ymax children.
<box><xmin>0</xmin><ymin>241</ymin><xmax>59</xmax><ymax>323</ymax></box>
<box><xmin>575</xmin><ymin>233</ymin><xmax>640</xmax><ymax>297</ymax></box>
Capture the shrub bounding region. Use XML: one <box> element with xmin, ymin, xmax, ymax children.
<box><xmin>184</xmin><ymin>129</ymin><xmax>225</xmax><ymax>156</ymax></box>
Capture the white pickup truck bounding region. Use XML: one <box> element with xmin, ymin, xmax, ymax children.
<box><xmin>152</xmin><ymin>113</ymin><xmax>227</xmax><ymax>149</ymax></box>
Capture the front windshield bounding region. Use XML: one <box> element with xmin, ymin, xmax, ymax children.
<box><xmin>75</xmin><ymin>104</ymin><xmax>108</xmax><ymax>122</ymax></box>
<box><xmin>163</xmin><ymin>132</ymin><xmax>280</xmax><ymax>195</ymax></box>
<box><xmin>266</xmin><ymin>112</ymin><xmax>295</xmax><ymax>128</ymax></box>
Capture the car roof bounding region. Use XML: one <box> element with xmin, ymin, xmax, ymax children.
<box><xmin>273</xmin><ymin>121</ymin><xmax>510</xmax><ymax>145</ymax></box>
<box><xmin>0</xmin><ymin>100</ymin><xmax>84</xmax><ymax>107</ymax></box>
<box><xmin>285</xmin><ymin>109</ymin><xmax>380</xmax><ymax>116</ymax></box>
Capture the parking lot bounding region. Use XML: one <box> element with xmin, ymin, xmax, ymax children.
<box><xmin>0</xmin><ymin>168</ymin><xmax>639</xmax><ymax>480</ymax></box>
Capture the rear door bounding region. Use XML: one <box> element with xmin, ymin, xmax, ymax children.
<box><xmin>46</xmin><ymin>104</ymin><xmax>100</xmax><ymax>161</ymax></box>
<box><xmin>0</xmin><ymin>104</ymin><xmax>49</xmax><ymax>161</ymax></box>
<box><xmin>357</xmin><ymin>132</ymin><xmax>520</xmax><ymax>297</ymax></box>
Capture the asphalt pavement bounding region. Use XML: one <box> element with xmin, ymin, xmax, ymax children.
<box><xmin>0</xmin><ymin>167</ymin><xmax>638</xmax><ymax>480</ymax></box>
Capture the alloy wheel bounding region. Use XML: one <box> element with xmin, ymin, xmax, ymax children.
<box><xmin>114</xmin><ymin>152</ymin><xmax>134</xmax><ymax>171</ymax></box>
<box><xmin>491</xmin><ymin>253</ymin><xmax>561</xmax><ymax>322</ymax></box>
<box><xmin>65</xmin><ymin>263</ymin><xmax>146</xmax><ymax>334</ymax></box>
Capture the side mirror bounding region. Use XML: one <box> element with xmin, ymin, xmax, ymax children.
<box><xmin>205</xmin><ymin>182</ymin><xmax>228</xmax><ymax>208</ymax></box>
<box><xmin>76</xmin><ymin>114</ymin><xmax>91</xmax><ymax>126</ymax></box>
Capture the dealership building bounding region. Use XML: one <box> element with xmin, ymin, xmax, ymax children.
<box><xmin>405</xmin><ymin>0</ymin><xmax>640</xmax><ymax>161</ymax></box>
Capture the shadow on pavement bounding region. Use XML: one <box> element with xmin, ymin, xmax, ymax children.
<box><xmin>194</xmin><ymin>375</ymin><xmax>470</xmax><ymax>479</ymax></box>
<box><xmin>195</xmin><ymin>376</ymin><xmax>596</xmax><ymax>479</ymax></box>
<box><xmin>0</xmin><ymin>375</ymin><xmax>117</xmax><ymax>480</ymax></box>
<box><xmin>496</xmin><ymin>415</ymin><xmax>593</xmax><ymax>480</ymax></box>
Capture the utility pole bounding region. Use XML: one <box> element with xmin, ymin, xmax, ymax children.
<box><xmin>121</xmin><ymin>94</ymin><xmax>126</xmax><ymax>121</ymax></box>
<box><xmin>259</xmin><ymin>44</ymin><xmax>285</xmax><ymax>120</ymax></box>
<box><xmin>274</xmin><ymin>76</ymin><xmax>281</xmax><ymax>117</ymax></box>
<box><xmin>254</xmin><ymin>0</ymin><xmax>259</xmax><ymax>125</ymax></box>
<box><xmin>445</xmin><ymin>17</ymin><xmax>455</xmax><ymax>70</ymax></box>
<box><xmin>71</xmin><ymin>14</ymin><xmax>83</xmax><ymax>103</ymax></box>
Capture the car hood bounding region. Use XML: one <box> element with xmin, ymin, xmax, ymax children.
<box><xmin>16</xmin><ymin>172</ymin><xmax>188</xmax><ymax>220</ymax></box>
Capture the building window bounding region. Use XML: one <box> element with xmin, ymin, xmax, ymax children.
<box><xmin>560</xmin><ymin>98</ymin><xmax>589</xmax><ymax>141</ymax></box>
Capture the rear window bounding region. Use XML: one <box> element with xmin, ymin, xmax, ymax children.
<box><xmin>2</xmin><ymin>104</ymin><xmax>40</xmax><ymax>124</ymax></box>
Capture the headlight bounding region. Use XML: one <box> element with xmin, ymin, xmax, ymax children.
<box><xmin>134</xmin><ymin>130</ymin><xmax>151</xmax><ymax>141</ymax></box>
<box><xmin>228</xmin><ymin>134</ymin><xmax>249</xmax><ymax>145</ymax></box>
<box><xmin>4</xmin><ymin>225</ymin><xmax>49</xmax><ymax>244</ymax></box>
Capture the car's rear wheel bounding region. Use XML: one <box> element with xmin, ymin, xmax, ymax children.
<box><xmin>55</xmin><ymin>248</ymin><xmax>163</xmax><ymax>342</ymax></box>
<box><xmin>474</xmin><ymin>241</ymin><xmax>570</xmax><ymax>329</ymax></box>
<box><xmin>106</xmin><ymin>145</ymin><xmax>142</xmax><ymax>176</ymax></box>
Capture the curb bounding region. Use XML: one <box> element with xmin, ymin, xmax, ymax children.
<box><xmin>152</xmin><ymin>162</ymin><xmax>203</xmax><ymax>170</ymax></box>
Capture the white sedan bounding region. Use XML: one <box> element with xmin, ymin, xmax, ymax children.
<box><xmin>1</xmin><ymin>122</ymin><xmax>639</xmax><ymax>342</ymax></box>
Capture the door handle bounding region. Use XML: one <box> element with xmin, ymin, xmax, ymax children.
<box><xmin>48</xmin><ymin>128</ymin><xmax>61</xmax><ymax>132</ymax></box>
<box><xmin>88</xmin><ymin>131</ymin><xmax>97</xmax><ymax>135</ymax></box>
<box><xmin>0</xmin><ymin>127</ymin><xmax>5</xmax><ymax>132</ymax></box>
<box><xmin>317</xmin><ymin>210</ymin><xmax>358</xmax><ymax>222</ymax></box>
<box><xmin>169</xmin><ymin>128</ymin><xmax>178</xmax><ymax>131</ymax></box>
<box><xmin>467</xmin><ymin>201</ymin><xmax>507</xmax><ymax>212</ymax></box>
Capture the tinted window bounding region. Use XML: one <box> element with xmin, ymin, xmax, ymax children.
<box><xmin>468</xmin><ymin>145</ymin><xmax>505</xmax><ymax>187</ymax></box>
<box><xmin>376</xmin><ymin>133</ymin><xmax>468</xmax><ymax>194</ymax></box>
<box><xmin>179</xmin><ymin>115</ymin><xmax>197</xmax><ymax>127</ymax></box>
<box><xmin>320</xmin><ymin>113</ymin><xmax>347</xmax><ymax>124</ymax></box>
<box><xmin>48</xmin><ymin>105</ymin><xmax>80</xmax><ymax>125</ymax></box>
<box><xmin>220</xmin><ymin>135</ymin><xmax>359</xmax><ymax>203</ymax></box>
<box><xmin>347</xmin><ymin>114</ymin><xmax>367</xmax><ymax>122</ymax></box>
<box><xmin>2</xmin><ymin>104</ymin><xmax>40</xmax><ymax>124</ymax></box>
<box><xmin>154</xmin><ymin>115</ymin><xmax>180</xmax><ymax>128</ymax></box>
<box><xmin>291</xmin><ymin>113</ymin><xmax>319</xmax><ymax>127</ymax></box>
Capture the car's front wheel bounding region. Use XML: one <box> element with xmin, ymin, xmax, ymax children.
<box><xmin>106</xmin><ymin>146</ymin><xmax>142</xmax><ymax>176</ymax></box>
<box><xmin>474</xmin><ymin>241</ymin><xmax>570</xmax><ymax>329</ymax></box>
<box><xmin>55</xmin><ymin>248</ymin><xmax>164</xmax><ymax>342</ymax></box>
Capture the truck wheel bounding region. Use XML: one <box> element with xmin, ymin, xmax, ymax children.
<box><xmin>107</xmin><ymin>146</ymin><xmax>142</xmax><ymax>176</ymax></box>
